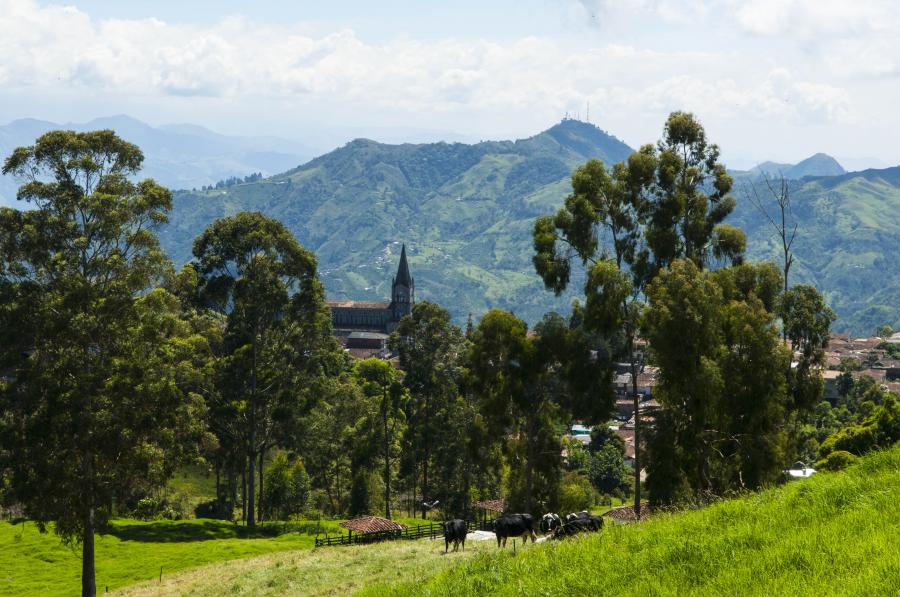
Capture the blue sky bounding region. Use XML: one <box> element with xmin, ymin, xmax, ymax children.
<box><xmin>1</xmin><ymin>0</ymin><xmax>898</xmax><ymax>168</ymax></box>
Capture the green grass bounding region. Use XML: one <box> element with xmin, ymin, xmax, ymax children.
<box><xmin>0</xmin><ymin>518</ymin><xmax>342</xmax><ymax>596</ymax></box>
<box><xmin>363</xmin><ymin>445</ymin><xmax>900</xmax><ymax>596</ymax></box>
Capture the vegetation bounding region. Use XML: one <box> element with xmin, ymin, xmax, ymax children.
<box><xmin>365</xmin><ymin>444</ymin><xmax>900</xmax><ymax>596</ymax></box>
<box><xmin>161</xmin><ymin>120</ymin><xmax>900</xmax><ymax>335</ymax></box>
<box><xmin>0</xmin><ymin>518</ymin><xmax>329</xmax><ymax>596</ymax></box>
<box><xmin>0</xmin><ymin>130</ymin><xmax>212</xmax><ymax>596</ymax></box>
<box><xmin>0</xmin><ymin>114</ymin><xmax>888</xmax><ymax>597</ymax></box>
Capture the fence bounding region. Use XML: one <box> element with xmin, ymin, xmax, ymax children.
<box><xmin>314</xmin><ymin>520</ymin><xmax>481</xmax><ymax>548</ymax></box>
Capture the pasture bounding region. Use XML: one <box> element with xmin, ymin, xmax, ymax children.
<box><xmin>363</xmin><ymin>445</ymin><xmax>900</xmax><ymax>596</ymax></box>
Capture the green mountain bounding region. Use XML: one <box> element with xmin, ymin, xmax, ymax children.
<box><xmin>731</xmin><ymin>166</ymin><xmax>900</xmax><ymax>335</ymax></box>
<box><xmin>160</xmin><ymin>121</ymin><xmax>899</xmax><ymax>335</ymax></box>
<box><xmin>160</xmin><ymin>119</ymin><xmax>633</xmax><ymax>322</ymax></box>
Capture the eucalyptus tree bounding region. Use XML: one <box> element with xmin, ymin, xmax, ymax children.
<box><xmin>390</xmin><ymin>301</ymin><xmax>467</xmax><ymax>517</ymax></box>
<box><xmin>354</xmin><ymin>358</ymin><xmax>405</xmax><ymax>519</ymax></box>
<box><xmin>0</xmin><ymin>130</ymin><xmax>208</xmax><ymax>597</ymax></box>
<box><xmin>468</xmin><ymin>310</ymin><xmax>606</xmax><ymax>513</ymax></box>
<box><xmin>533</xmin><ymin>149</ymin><xmax>653</xmax><ymax>517</ymax></box>
<box><xmin>192</xmin><ymin>211</ymin><xmax>336</xmax><ymax>527</ymax></box>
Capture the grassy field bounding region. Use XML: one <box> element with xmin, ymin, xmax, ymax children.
<box><xmin>114</xmin><ymin>533</ymin><xmax>495</xmax><ymax>596</ymax></box>
<box><xmin>6</xmin><ymin>446</ymin><xmax>899</xmax><ymax>596</ymax></box>
<box><xmin>362</xmin><ymin>445</ymin><xmax>900</xmax><ymax>596</ymax></box>
<box><xmin>0</xmin><ymin>517</ymin><xmax>368</xmax><ymax>596</ymax></box>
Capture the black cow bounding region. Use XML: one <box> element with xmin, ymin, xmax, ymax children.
<box><xmin>493</xmin><ymin>513</ymin><xmax>537</xmax><ymax>547</ymax></box>
<box><xmin>443</xmin><ymin>519</ymin><xmax>467</xmax><ymax>553</ymax></box>
<box><xmin>550</xmin><ymin>513</ymin><xmax>604</xmax><ymax>539</ymax></box>
<box><xmin>566</xmin><ymin>511</ymin><xmax>602</xmax><ymax>531</ymax></box>
<box><xmin>539</xmin><ymin>513</ymin><xmax>562</xmax><ymax>534</ymax></box>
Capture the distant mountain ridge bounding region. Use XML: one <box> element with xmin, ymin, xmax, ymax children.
<box><xmin>0</xmin><ymin>115</ymin><xmax>314</xmax><ymax>207</ymax></box>
<box><xmin>2</xmin><ymin>116</ymin><xmax>896</xmax><ymax>334</ymax></box>
<box><xmin>749</xmin><ymin>153</ymin><xmax>846</xmax><ymax>179</ymax></box>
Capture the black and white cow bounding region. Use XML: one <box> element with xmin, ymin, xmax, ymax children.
<box><xmin>443</xmin><ymin>519</ymin><xmax>467</xmax><ymax>553</ymax></box>
<box><xmin>493</xmin><ymin>513</ymin><xmax>537</xmax><ymax>547</ymax></box>
<box><xmin>539</xmin><ymin>512</ymin><xmax>562</xmax><ymax>534</ymax></box>
<box><xmin>566</xmin><ymin>511</ymin><xmax>603</xmax><ymax>531</ymax></box>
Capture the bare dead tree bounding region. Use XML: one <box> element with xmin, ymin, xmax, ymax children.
<box><xmin>745</xmin><ymin>172</ymin><xmax>798</xmax><ymax>296</ymax></box>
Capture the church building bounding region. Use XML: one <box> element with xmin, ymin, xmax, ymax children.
<box><xmin>327</xmin><ymin>244</ymin><xmax>415</xmax><ymax>356</ymax></box>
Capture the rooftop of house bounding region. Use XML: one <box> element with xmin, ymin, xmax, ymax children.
<box><xmin>327</xmin><ymin>300</ymin><xmax>391</xmax><ymax>309</ymax></box>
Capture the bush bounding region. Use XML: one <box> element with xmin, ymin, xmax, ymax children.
<box><xmin>262</xmin><ymin>453</ymin><xmax>312</xmax><ymax>521</ymax></box>
<box><xmin>558</xmin><ymin>472</ymin><xmax>596</xmax><ymax>514</ymax></box>
<box><xmin>815</xmin><ymin>450</ymin><xmax>858</xmax><ymax>471</ymax></box>
<box><xmin>131</xmin><ymin>495</ymin><xmax>188</xmax><ymax>521</ymax></box>
<box><xmin>194</xmin><ymin>499</ymin><xmax>234</xmax><ymax>521</ymax></box>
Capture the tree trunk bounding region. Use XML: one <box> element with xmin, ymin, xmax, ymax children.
<box><xmin>215</xmin><ymin>459</ymin><xmax>221</xmax><ymax>506</ymax></box>
<box><xmin>241</xmin><ymin>461</ymin><xmax>247</xmax><ymax>523</ymax></box>
<box><xmin>421</xmin><ymin>459</ymin><xmax>429</xmax><ymax>519</ymax></box>
<box><xmin>82</xmin><ymin>449</ymin><xmax>96</xmax><ymax>597</ymax></box>
<box><xmin>629</xmin><ymin>335</ymin><xmax>642</xmax><ymax>520</ymax></box>
<box><xmin>247</xmin><ymin>333</ymin><xmax>258</xmax><ymax>528</ymax></box>
<box><xmin>383</xmin><ymin>393</ymin><xmax>391</xmax><ymax>519</ymax></box>
<box><xmin>247</xmin><ymin>441</ymin><xmax>256</xmax><ymax>528</ymax></box>
<box><xmin>524</xmin><ymin>414</ymin><xmax>535</xmax><ymax>515</ymax></box>
<box><xmin>258</xmin><ymin>450</ymin><xmax>265</xmax><ymax>523</ymax></box>
<box><xmin>82</xmin><ymin>507</ymin><xmax>96</xmax><ymax>597</ymax></box>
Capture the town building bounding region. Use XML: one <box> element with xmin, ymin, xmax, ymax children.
<box><xmin>327</xmin><ymin>244</ymin><xmax>414</xmax><ymax>357</ymax></box>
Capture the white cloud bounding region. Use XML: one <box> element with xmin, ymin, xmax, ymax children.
<box><xmin>0</xmin><ymin>0</ymin><xmax>856</xmax><ymax>136</ymax></box>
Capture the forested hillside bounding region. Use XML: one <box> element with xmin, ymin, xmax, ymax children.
<box><xmin>160</xmin><ymin>120</ymin><xmax>899</xmax><ymax>334</ymax></box>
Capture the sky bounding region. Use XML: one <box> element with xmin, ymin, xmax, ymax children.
<box><xmin>1</xmin><ymin>0</ymin><xmax>898</xmax><ymax>168</ymax></box>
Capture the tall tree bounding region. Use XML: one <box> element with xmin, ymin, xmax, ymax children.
<box><xmin>390</xmin><ymin>301</ymin><xmax>467</xmax><ymax>517</ymax></box>
<box><xmin>0</xmin><ymin>130</ymin><xmax>207</xmax><ymax>597</ymax></box>
<box><xmin>744</xmin><ymin>173</ymin><xmax>797</xmax><ymax>295</ymax></box>
<box><xmin>533</xmin><ymin>150</ymin><xmax>653</xmax><ymax>518</ymax></box>
<box><xmin>468</xmin><ymin>310</ymin><xmax>606</xmax><ymax>513</ymax></box>
<box><xmin>192</xmin><ymin>211</ymin><xmax>334</xmax><ymax>527</ymax></box>
<box><xmin>354</xmin><ymin>358</ymin><xmax>405</xmax><ymax>519</ymax></box>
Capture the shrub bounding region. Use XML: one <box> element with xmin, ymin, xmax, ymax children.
<box><xmin>815</xmin><ymin>450</ymin><xmax>858</xmax><ymax>471</ymax></box>
<box><xmin>194</xmin><ymin>499</ymin><xmax>234</xmax><ymax>521</ymax></box>
<box><xmin>558</xmin><ymin>472</ymin><xmax>596</xmax><ymax>514</ymax></box>
<box><xmin>263</xmin><ymin>453</ymin><xmax>312</xmax><ymax>520</ymax></box>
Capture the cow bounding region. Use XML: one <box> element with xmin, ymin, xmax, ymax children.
<box><xmin>443</xmin><ymin>519</ymin><xmax>467</xmax><ymax>553</ymax></box>
<box><xmin>565</xmin><ymin>511</ymin><xmax>603</xmax><ymax>531</ymax></box>
<box><xmin>539</xmin><ymin>513</ymin><xmax>562</xmax><ymax>535</ymax></box>
<box><xmin>493</xmin><ymin>513</ymin><xmax>537</xmax><ymax>548</ymax></box>
<box><xmin>550</xmin><ymin>512</ymin><xmax>604</xmax><ymax>539</ymax></box>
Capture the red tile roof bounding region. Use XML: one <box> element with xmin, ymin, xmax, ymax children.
<box><xmin>473</xmin><ymin>499</ymin><xmax>507</xmax><ymax>513</ymax></box>
<box><xmin>339</xmin><ymin>516</ymin><xmax>407</xmax><ymax>534</ymax></box>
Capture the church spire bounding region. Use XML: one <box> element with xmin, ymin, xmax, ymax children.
<box><xmin>395</xmin><ymin>243</ymin><xmax>413</xmax><ymax>287</ymax></box>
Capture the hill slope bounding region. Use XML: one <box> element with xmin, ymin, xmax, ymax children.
<box><xmin>367</xmin><ymin>445</ymin><xmax>900</xmax><ymax>596</ymax></box>
<box><xmin>749</xmin><ymin>153</ymin><xmax>846</xmax><ymax>179</ymax></box>
<box><xmin>160</xmin><ymin>119</ymin><xmax>634</xmax><ymax>323</ymax></box>
<box><xmin>730</xmin><ymin>166</ymin><xmax>900</xmax><ymax>334</ymax></box>
<box><xmin>161</xmin><ymin>122</ymin><xmax>898</xmax><ymax>334</ymax></box>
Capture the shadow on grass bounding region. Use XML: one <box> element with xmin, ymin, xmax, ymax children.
<box><xmin>107</xmin><ymin>520</ymin><xmax>287</xmax><ymax>543</ymax></box>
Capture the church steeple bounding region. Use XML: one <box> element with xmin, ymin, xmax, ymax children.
<box><xmin>395</xmin><ymin>243</ymin><xmax>413</xmax><ymax>288</ymax></box>
<box><xmin>390</xmin><ymin>243</ymin><xmax>414</xmax><ymax>323</ymax></box>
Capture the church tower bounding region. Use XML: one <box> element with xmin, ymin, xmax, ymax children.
<box><xmin>391</xmin><ymin>244</ymin><xmax>414</xmax><ymax>322</ymax></box>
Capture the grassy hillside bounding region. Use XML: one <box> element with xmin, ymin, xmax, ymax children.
<box><xmin>114</xmin><ymin>534</ymin><xmax>495</xmax><ymax>597</ymax></box>
<box><xmin>366</xmin><ymin>445</ymin><xmax>900</xmax><ymax>596</ymax></box>
<box><xmin>158</xmin><ymin>119</ymin><xmax>632</xmax><ymax>324</ymax></box>
<box><xmin>0</xmin><ymin>515</ymin><xmax>436</xmax><ymax>596</ymax></box>
<box><xmin>158</xmin><ymin>121</ymin><xmax>898</xmax><ymax>334</ymax></box>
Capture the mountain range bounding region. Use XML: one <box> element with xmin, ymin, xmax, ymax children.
<box><xmin>154</xmin><ymin>119</ymin><xmax>898</xmax><ymax>335</ymax></box>
<box><xmin>0</xmin><ymin>115</ymin><xmax>314</xmax><ymax>207</ymax></box>
<box><xmin>2</xmin><ymin>116</ymin><xmax>896</xmax><ymax>335</ymax></box>
<box><xmin>746</xmin><ymin>153</ymin><xmax>847</xmax><ymax>180</ymax></box>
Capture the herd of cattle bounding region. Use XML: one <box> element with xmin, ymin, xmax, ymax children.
<box><xmin>442</xmin><ymin>511</ymin><xmax>605</xmax><ymax>552</ymax></box>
